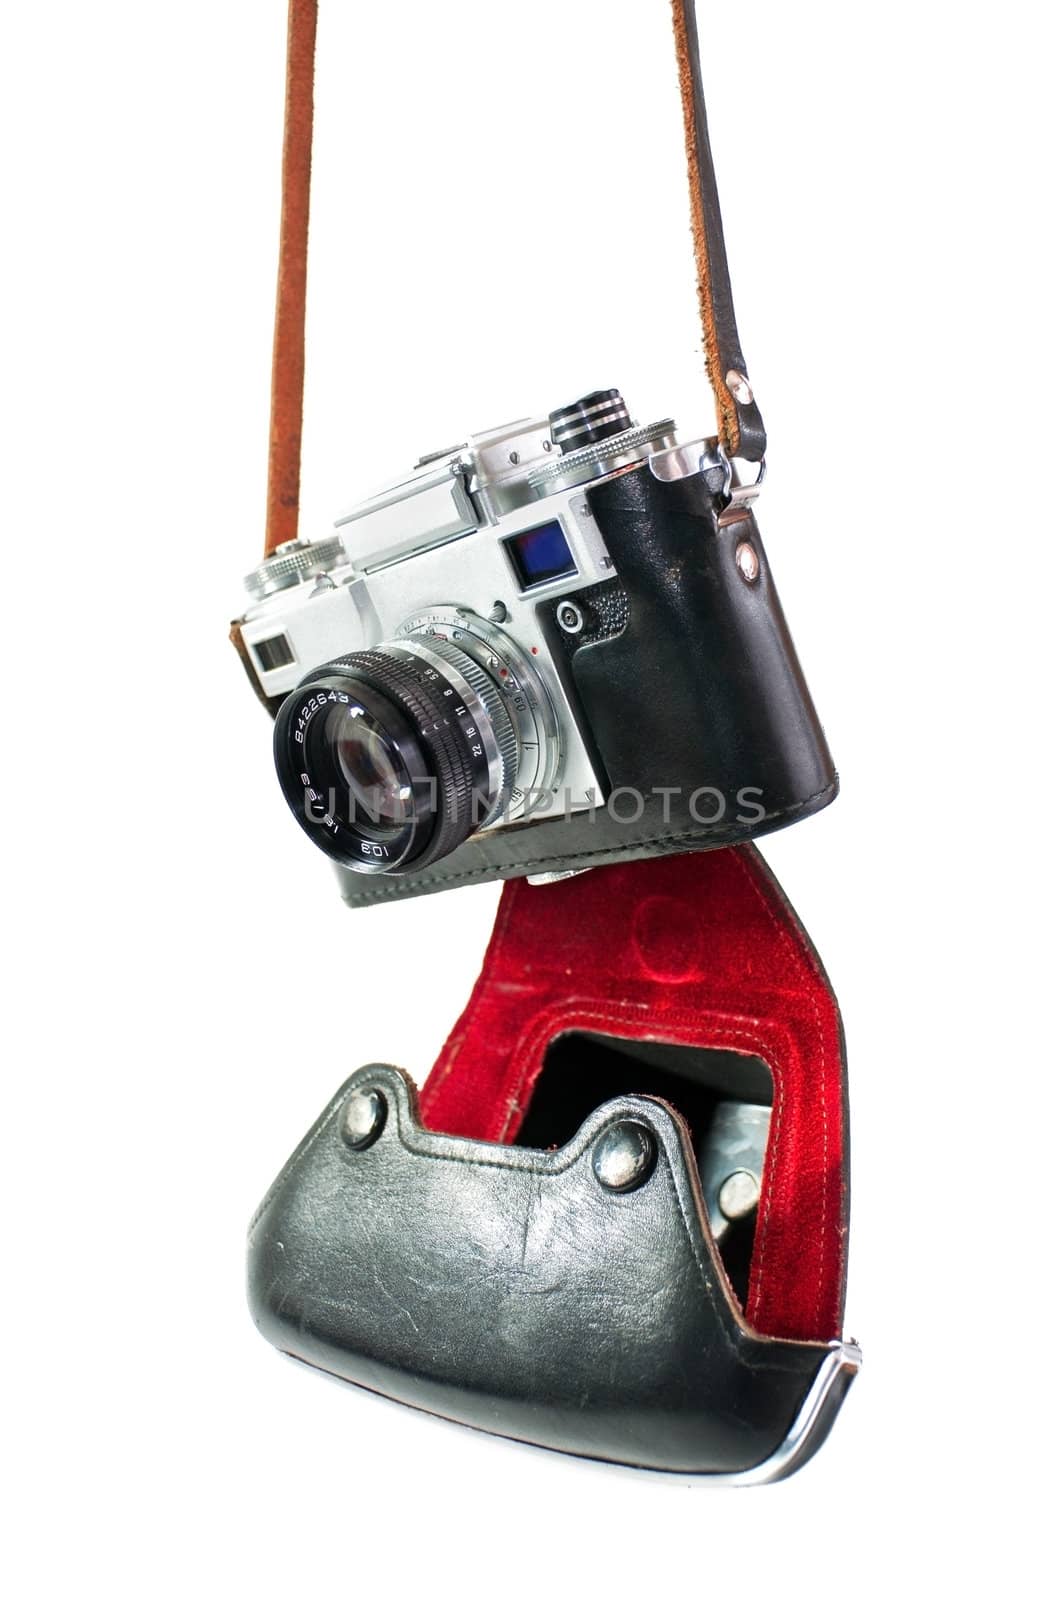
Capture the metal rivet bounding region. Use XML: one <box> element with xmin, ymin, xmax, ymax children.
<box><xmin>735</xmin><ymin>541</ymin><xmax>760</xmax><ymax>583</ymax></box>
<box><xmin>726</xmin><ymin>369</ymin><xmax>754</xmax><ymax>406</ymax></box>
<box><xmin>718</xmin><ymin>1168</ymin><xmax>760</xmax><ymax>1221</ymax></box>
<box><xmin>556</xmin><ymin>600</ymin><xmax>584</xmax><ymax>635</ymax></box>
<box><xmin>341</xmin><ymin>1088</ymin><xmax>386</xmax><ymax>1150</ymax></box>
<box><xmin>592</xmin><ymin>1121</ymin><xmax>657</xmax><ymax>1192</ymax></box>
<box><xmin>508</xmin><ymin>450</ymin><xmax>521</xmax><ymax>465</ymax></box>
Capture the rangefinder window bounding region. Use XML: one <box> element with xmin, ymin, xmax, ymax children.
<box><xmin>504</xmin><ymin>520</ymin><xmax>577</xmax><ymax>590</ymax></box>
<box><xmin>251</xmin><ymin>633</ymin><xmax>295</xmax><ymax>673</ymax></box>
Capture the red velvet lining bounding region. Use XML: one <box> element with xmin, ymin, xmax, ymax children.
<box><xmin>420</xmin><ymin>845</ymin><xmax>847</xmax><ymax>1344</ymax></box>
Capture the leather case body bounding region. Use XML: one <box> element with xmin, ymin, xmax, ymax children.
<box><xmin>334</xmin><ymin>466</ymin><xmax>836</xmax><ymax>908</ymax></box>
<box><xmin>249</xmin><ymin>848</ymin><xmax>859</xmax><ymax>1477</ymax></box>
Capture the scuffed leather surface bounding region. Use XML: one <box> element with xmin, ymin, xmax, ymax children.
<box><xmin>249</xmin><ymin>1065</ymin><xmax>828</xmax><ymax>1474</ymax></box>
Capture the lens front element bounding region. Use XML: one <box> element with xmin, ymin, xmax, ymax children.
<box><xmin>328</xmin><ymin>702</ymin><xmax>410</xmax><ymax>829</ymax></box>
<box><xmin>273</xmin><ymin>636</ymin><xmax>520</xmax><ymax>875</ymax></box>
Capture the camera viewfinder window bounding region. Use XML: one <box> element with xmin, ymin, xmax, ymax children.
<box><xmin>505</xmin><ymin>520</ymin><xmax>577</xmax><ymax>590</ymax></box>
<box><xmin>251</xmin><ymin>633</ymin><xmax>295</xmax><ymax>673</ymax></box>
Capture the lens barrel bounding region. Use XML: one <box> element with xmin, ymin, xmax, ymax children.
<box><xmin>273</xmin><ymin>638</ymin><xmax>519</xmax><ymax>875</ymax></box>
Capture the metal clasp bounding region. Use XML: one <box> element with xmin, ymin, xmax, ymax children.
<box><xmin>649</xmin><ymin>436</ymin><xmax>766</xmax><ymax>509</ymax></box>
<box><xmin>725</xmin><ymin>453</ymin><xmax>767</xmax><ymax>508</ymax></box>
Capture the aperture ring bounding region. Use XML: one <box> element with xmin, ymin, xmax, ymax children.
<box><xmin>391</xmin><ymin>636</ymin><xmax>519</xmax><ymax>827</ymax></box>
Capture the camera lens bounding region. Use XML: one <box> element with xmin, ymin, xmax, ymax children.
<box><xmin>273</xmin><ymin>636</ymin><xmax>520</xmax><ymax>874</ymax></box>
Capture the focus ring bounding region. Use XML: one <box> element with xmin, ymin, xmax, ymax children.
<box><xmin>400</xmin><ymin>636</ymin><xmax>520</xmax><ymax>822</ymax></box>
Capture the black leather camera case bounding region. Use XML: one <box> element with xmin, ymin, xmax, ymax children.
<box><xmin>249</xmin><ymin>1064</ymin><xmax>856</xmax><ymax>1478</ymax></box>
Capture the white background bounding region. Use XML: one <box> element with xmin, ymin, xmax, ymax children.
<box><xmin>3</xmin><ymin>1</ymin><xmax>1058</xmax><ymax>1593</ymax></box>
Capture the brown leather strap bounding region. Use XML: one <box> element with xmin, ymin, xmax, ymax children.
<box><xmin>261</xmin><ymin>1</ymin><xmax>762</xmax><ymax>557</ymax></box>
<box><xmin>264</xmin><ymin>0</ymin><xmax>317</xmax><ymax>556</ymax></box>
<box><xmin>671</xmin><ymin>0</ymin><xmax>766</xmax><ymax>462</ymax></box>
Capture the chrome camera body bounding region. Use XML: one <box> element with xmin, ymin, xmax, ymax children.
<box><xmin>234</xmin><ymin>389</ymin><xmax>837</xmax><ymax>900</ymax></box>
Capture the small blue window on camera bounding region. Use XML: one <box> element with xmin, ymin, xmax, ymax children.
<box><xmin>505</xmin><ymin>520</ymin><xmax>578</xmax><ymax>590</ymax></box>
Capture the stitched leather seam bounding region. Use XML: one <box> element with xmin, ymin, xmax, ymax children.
<box><xmin>730</xmin><ymin>854</ymin><xmax>801</xmax><ymax>1321</ymax></box>
<box><xmin>340</xmin><ymin>780</ymin><xmax>839</xmax><ymax>902</ymax></box>
<box><xmin>732</xmin><ymin>850</ymin><xmax>831</xmax><ymax>1331</ymax></box>
<box><xmin>741</xmin><ymin>856</ymin><xmax>845</xmax><ymax>1333</ymax></box>
<box><xmin>495</xmin><ymin>1000</ymin><xmax>787</xmax><ymax>1142</ymax></box>
<box><xmin>389</xmin><ymin>1118</ymin><xmax>601</xmax><ymax>1179</ymax></box>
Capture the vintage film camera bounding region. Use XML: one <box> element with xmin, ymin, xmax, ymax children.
<box><xmin>233</xmin><ymin>389</ymin><xmax>836</xmax><ymax>904</ymax></box>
